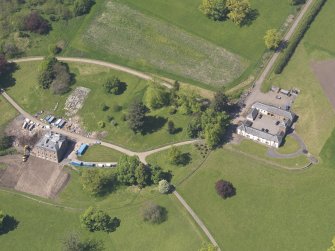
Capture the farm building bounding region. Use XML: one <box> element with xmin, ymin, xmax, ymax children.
<box><xmin>32</xmin><ymin>132</ymin><xmax>68</xmax><ymax>163</ymax></box>
<box><xmin>237</xmin><ymin>102</ymin><xmax>296</xmax><ymax>148</ymax></box>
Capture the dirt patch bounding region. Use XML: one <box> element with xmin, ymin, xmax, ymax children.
<box><xmin>0</xmin><ymin>155</ymin><xmax>69</xmax><ymax>198</ymax></box>
<box><xmin>312</xmin><ymin>60</ymin><xmax>335</xmax><ymax>111</ymax></box>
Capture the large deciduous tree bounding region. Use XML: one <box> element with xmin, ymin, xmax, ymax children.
<box><xmin>215</xmin><ymin>179</ymin><xmax>236</xmax><ymax>199</ymax></box>
<box><xmin>116</xmin><ymin>155</ymin><xmax>140</xmax><ymax>185</ymax></box>
<box><xmin>212</xmin><ymin>90</ymin><xmax>229</xmax><ymax>113</ymax></box>
<box><xmin>199</xmin><ymin>0</ymin><xmax>228</xmax><ymax>21</ymax></box>
<box><xmin>103</xmin><ymin>76</ymin><xmax>122</xmax><ymax>95</ymax></box>
<box><xmin>145</xmin><ymin>82</ymin><xmax>170</xmax><ymax>110</ymax></box>
<box><xmin>264</xmin><ymin>29</ymin><xmax>281</xmax><ymax>50</ymax></box>
<box><xmin>141</xmin><ymin>202</ymin><xmax>167</xmax><ymax>224</ymax></box>
<box><xmin>127</xmin><ymin>100</ymin><xmax>148</xmax><ymax>133</ymax></box>
<box><xmin>135</xmin><ymin>163</ymin><xmax>151</xmax><ymax>188</ymax></box>
<box><xmin>23</xmin><ymin>12</ymin><xmax>50</xmax><ymax>34</ymax></box>
<box><xmin>226</xmin><ymin>0</ymin><xmax>251</xmax><ymax>25</ymax></box>
<box><xmin>80</xmin><ymin>207</ymin><xmax>120</xmax><ymax>233</ymax></box>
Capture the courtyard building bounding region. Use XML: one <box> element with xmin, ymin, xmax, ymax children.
<box><xmin>237</xmin><ymin>102</ymin><xmax>296</xmax><ymax>148</ymax></box>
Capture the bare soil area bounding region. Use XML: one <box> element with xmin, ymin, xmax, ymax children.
<box><xmin>312</xmin><ymin>60</ymin><xmax>335</xmax><ymax>111</ymax></box>
<box><xmin>0</xmin><ymin>155</ymin><xmax>69</xmax><ymax>198</ymax></box>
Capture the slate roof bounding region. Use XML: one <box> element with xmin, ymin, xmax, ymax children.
<box><xmin>247</xmin><ymin>108</ymin><xmax>258</xmax><ymax>121</ymax></box>
<box><xmin>252</xmin><ymin>102</ymin><xmax>296</xmax><ymax>121</ymax></box>
<box><xmin>238</xmin><ymin>123</ymin><xmax>284</xmax><ymax>144</ymax></box>
<box><xmin>35</xmin><ymin>132</ymin><xmax>67</xmax><ymax>152</ymax></box>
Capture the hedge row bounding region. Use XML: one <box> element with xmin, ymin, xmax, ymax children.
<box><xmin>274</xmin><ymin>0</ymin><xmax>328</xmax><ymax>74</ymax></box>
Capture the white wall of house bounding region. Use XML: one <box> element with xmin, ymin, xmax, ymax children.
<box><xmin>237</xmin><ymin>129</ymin><xmax>279</xmax><ymax>148</ymax></box>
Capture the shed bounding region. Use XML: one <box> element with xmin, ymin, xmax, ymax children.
<box><xmin>58</xmin><ymin>120</ymin><xmax>66</xmax><ymax>128</ymax></box>
<box><xmin>280</xmin><ymin>89</ymin><xmax>290</xmax><ymax>95</ymax></box>
<box><xmin>76</xmin><ymin>144</ymin><xmax>89</xmax><ymax>156</ymax></box>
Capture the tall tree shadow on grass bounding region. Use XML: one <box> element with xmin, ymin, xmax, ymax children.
<box><xmin>141</xmin><ymin>116</ymin><xmax>167</xmax><ymax>135</ymax></box>
<box><xmin>240</xmin><ymin>8</ymin><xmax>259</xmax><ymax>27</ymax></box>
<box><xmin>0</xmin><ymin>63</ymin><xmax>18</xmax><ymax>89</ymax></box>
<box><xmin>115</xmin><ymin>82</ymin><xmax>127</xmax><ymax>95</ymax></box>
<box><xmin>0</xmin><ymin>215</ymin><xmax>19</xmax><ymax>235</ymax></box>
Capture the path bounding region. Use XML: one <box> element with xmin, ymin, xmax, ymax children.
<box><xmin>243</xmin><ymin>0</ymin><xmax>314</xmax><ymax>110</ymax></box>
<box><xmin>11</xmin><ymin>57</ymin><xmax>173</xmax><ymax>89</ymax></box>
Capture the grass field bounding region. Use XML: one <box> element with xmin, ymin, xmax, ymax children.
<box><xmin>50</xmin><ymin>0</ymin><xmax>296</xmax><ymax>89</ymax></box>
<box><xmin>146</xmin><ymin>144</ymin><xmax>207</xmax><ymax>185</ymax></box>
<box><xmin>231</xmin><ymin>140</ymin><xmax>310</xmax><ymax>168</ymax></box>
<box><xmin>0</xmin><ymin>96</ymin><xmax>18</xmax><ymax>131</ymax></box>
<box><xmin>177</xmin><ymin>148</ymin><xmax>335</xmax><ymax>251</ymax></box>
<box><xmin>77</xmin><ymin>145</ymin><xmax>123</xmax><ymax>162</ymax></box>
<box><xmin>5</xmin><ymin>62</ymin><xmax>192</xmax><ymax>151</ymax></box>
<box><xmin>320</xmin><ymin>127</ymin><xmax>335</xmax><ymax>169</ymax></box>
<box><xmin>262</xmin><ymin>0</ymin><xmax>335</xmax><ymax>156</ymax></box>
<box><xmin>0</xmin><ymin>169</ymin><xmax>206</xmax><ymax>251</ymax></box>
<box><xmin>276</xmin><ymin>136</ymin><xmax>301</xmax><ymax>155</ymax></box>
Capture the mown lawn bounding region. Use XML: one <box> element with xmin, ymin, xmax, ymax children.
<box><xmin>0</xmin><ymin>96</ymin><xmax>18</xmax><ymax>130</ymax></box>
<box><xmin>276</xmin><ymin>135</ymin><xmax>301</xmax><ymax>154</ymax></box>
<box><xmin>262</xmin><ymin>0</ymin><xmax>335</xmax><ymax>156</ymax></box>
<box><xmin>232</xmin><ymin>140</ymin><xmax>310</xmax><ymax>168</ymax></box>
<box><xmin>5</xmin><ymin>62</ymin><xmax>191</xmax><ymax>151</ymax></box>
<box><xmin>146</xmin><ymin>144</ymin><xmax>207</xmax><ymax>185</ymax></box>
<box><xmin>77</xmin><ymin>145</ymin><xmax>123</xmax><ymax>163</ymax></box>
<box><xmin>0</xmin><ymin>169</ymin><xmax>206</xmax><ymax>251</ymax></box>
<box><xmin>177</xmin><ymin>148</ymin><xmax>335</xmax><ymax>251</ymax></box>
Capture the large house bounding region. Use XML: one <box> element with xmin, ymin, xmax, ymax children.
<box><xmin>32</xmin><ymin>132</ymin><xmax>68</xmax><ymax>163</ymax></box>
<box><xmin>237</xmin><ymin>102</ymin><xmax>296</xmax><ymax>148</ymax></box>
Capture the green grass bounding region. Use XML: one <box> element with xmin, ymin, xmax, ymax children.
<box><xmin>177</xmin><ymin>148</ymin><xmax>335</xmax><ymax>251</ymax></box>
<box><xmin>0</xmin><ymin>96</ymin><xmax>18</xmax><ymax>132</ymax></box>
<box><xmin>262</xmin><ymin>0</ymin><xmax>335</xmax><ymax>156</ymax></box>
<box><xmin>146</xmin><ymin>144</ymin><xmax>207</xmax><ymax>185</ymax></box>
<box><xmin>5</xmin><ymin>62</ymin><xmax>191</xmax><ymax>151</ymax></box>
<box><xmin>56</xmin><ymin>0</ymin><xmax>296</xmax><ymax>89</ymax></box>
<box><xmin>320</xmin><ymin>127</ymin><xmax>335</xmax><ymax>169</ymax></box>
<box><xmin>232</xmin><ymin>140</ymin><xmax>310</xmax><ymax>168</ymax></box>
<box><xmin>0</xmin><ymin>169</ymin><xmax>206</xmax><ymax>251</ymax></box>
<box><xmin>277</xmin><ymin>135</ymin><xmax>301</xmax><ymax>154</ymax></box>
<box><xmin>77</xmin><ymin>145</ymin><xmax>123</xmax><ymax>162</ymax></box>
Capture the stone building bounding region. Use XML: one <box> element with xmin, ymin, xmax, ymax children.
<box><xmin>32</xmin><ymin>132</ymin><xmax>68</xmax><ymax>163</ymax></box>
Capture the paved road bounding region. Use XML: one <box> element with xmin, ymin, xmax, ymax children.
<box><xmin>244</xmin><ymin>0</ymin><xmax>314</xmax><ymax>109</ymax></box>
<box><xmin>11</xmin><ymin>57</ymin><xmax>173</xmax><ymax>89</ymax></box>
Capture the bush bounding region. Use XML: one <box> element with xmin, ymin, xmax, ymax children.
<box><xmin>158</xmin><ymin>179</ymin><xmax>171</xmax><ymax>194</ymax></box>
<box><xmin>141</xmin><ymin>202</ymin><xmax>167</xmax><ymax>224</ymax></box>
<box><xmin>103</xmin><ymin>76</ymin><xmax>124</xmax><ymax>95</ymax></box>
<box><xmin>80</xmin><ymin>207</ymin><xmax>120</xmax><ymax>233</ymax></box>
<box><xmin>274</xmin><ymin>0</ymin><xmax>327</xmax><ymax>74</ymax></box>
<box><xmin>97</xmin><ymin>121</ymin><xmax>105</xmax><ymax>128</ymax></box>
<box><xmin>74</xmin><ymin>0</ymin><xmax>95</xmax><ymax>16</ymax></box>
<box><xmin>145</xmin><ymin>82</ymin><xmax>170</xmax><ymax>110</ymax></box>
<box><xmin>0</xmin><ymin>210</ymin><xmax>19</xmax><ymax>235</ymax></box>
<box><xmin>23</xmin><ymin>12</ymin><xmax>50</xmax><ymax>34</ymax></box>
<box><xmin>62</xmin><ymin>232</ymin><xmax>104</xmax><ymax>251</ymax></box>
<box><xmin>167</xmin><ymin>120</ymin><xmax>175</xmax><ymax>134</ymax></box>
<box><xmin>215</xmin><ymin>179</ymin><xmax>236</xmax><ymax>199</ymax></box>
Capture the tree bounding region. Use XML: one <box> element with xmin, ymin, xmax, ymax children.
<box><xmin>38</xmin><ymin>56</ymin><xmax>57</xmax><ymax>89</ymax></box>
<box><xmin>168</xmin><ymin>146</ymin><xmax>183</xmax><ymax>165</ymax></box>
<box><xmin>204</xmin><ymin>123</ymin><xmax>224</xmax><ymax>149</ymax></box>
<box><xmin>0</xmin><ymin>210</ymin><xmax>18</xmax><ymax>235</ymax></box>
<box><xmin>199</xmin><ymin>0</ymin><xmax>228</xmax><ymax>21</ymax></box>
<box><xmin>50</xmin><ymin>62</ymin><xmax>72</xmax><ymax>94</ymax></box>
<box><xmin>103</xmin><ymin>76</ymin><xmax>122</xmax><ymax>95</ymax></box>
<box><xmin>145</xmin><ymin>82</ymin><xmax>170</xmax><ymax>110</ymax></box>
<box><xmin>226</xmin><ymin>0</ymin><xmax>251</xmax><ymax>25</ymax></box>
<box><xmin>212</xmin><ymin>90</ymin><xmax>229</xmax><ymax>112</ymax></box>
<box><xmin>288</xmin><ymin>0</ymin><xmax>306</xmax><ymax>5</ymax></box>
<box><xmin>80</xmin><ymin>207</ymin><xmax>120</xmax><ymax>233</ymax></box>
<box><xmin>187</xmin><ymin>116</ymin><xmax>202</xmax><ymax>138</ymax></box>
<box><xmin>198</xmin><ymin>242</ymin><xmax>218</xmax><ymax>251</ymax></box>
<box><xmin>116</xmin><ymin>155</ymin><xmax>140</xmax><ymax>185</ymax></box>
<box><xmin>80</xmin><ymin>169</ymin><xmax>117</xmax><ymax>196</ymax></box>
<box><xmin>141</xmin><ymin>202</ymin><xmax>167</xmax><ymax>224</ymax></box>
<box><xmin>150</xmin><ymin>165</ymin><xmax>168</xmax><ymax>184</ymax></box>
<box><xmin>135</xmin><ymin>163</ymin><xmax>151</xmax><ymax>188</ymax></box>
<box><xmin>74</xmin><ymin>0</ymin><xmax>95</xmax><ymax>16</ymax></box>
<box><xmin>167</xmin><ymin>120</ymin><xmax>175</xmax><ymax>134</ymax></box>
<box><xmin>264</xmin><ymin>29</ymin><xmax>281</xmax><ymax>50</ymax></box>
<box><xmin>0</xmin><ymin>135</ymin><xmax>13</xmax><ymax>151</ymax></box>
<box><xmin>177</xmin><ymin>92</ymin><xmax>202</xmax><ymax>115</ymax></box>
<box><xmin>127</xmin><ymin>100</ymin><xmax>148</xmax><ymax>133</ymax></box>
<box><xmin>62</xmin><ymin>232</ymin><xmax>104</xmax><ymax>251</ymax></box>
<box><xmin>158</xmin><ymin>179</ymin><xmax>171</xmax><ymax>194</ymax></box>
<box><xmin>23</xmin><ymin>12</ymin><xmax>50</xmax><ymax>34</ymax></box>
<box><xmin>215</xmin><ymin>179</ymin><xmax>236</xmax><ymax>199</ymax></box>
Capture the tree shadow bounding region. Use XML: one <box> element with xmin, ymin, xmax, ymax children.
<box><xmin>107</xmin><ymin>217</ymin><xmax>121</xmax><ymax>233</ymax></box>
<box><xmin>240</xmin><ymin>8</ymin><xmax>259</xmax><ymax>27</ymax></box>
<box><xmin>178</xmin><ymin>153</ymin><xmax>192</xmax><ymax>166</ymax></box>
<box><xmin>171</xmin><ymin>127</ymin><xmax>183</xmax><ymax>135</ymax></box>
<box><xmin>115</xmin><ymin>82</ymin><xmax>127</xmax><ymax>95</ymax></box>
<box><xmin>0</xmin><ymin>63</ymin><xmax>18</xmax><ymax>89</ymax></box>
<box><xmin>141</xmin><ymin>116</ymin><xmax>167</xmax><ymax>135</ymax></box>
<box><xmin>0</xmin><ymin>215</ymin><xmax>19</xmax><ymax>235</ymax></box>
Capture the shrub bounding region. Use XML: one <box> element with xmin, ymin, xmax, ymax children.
<box><xmin>0</xmin><ymin>210</ymin><xmax>18</xmax><ymax>235</ymax></box>
<box><xmin>274</xmin><ymin>0</ymin><xmax>327</xmax><ymax>74</ymax></box>
<box><xmin>215</xmin><ymin>179</ymin><xmax>236</xmax><ymax>199</ymax></box>
<box><xmin>141</xmin><ymin>202</ymin><xmax>167</xmax><ymax>224</ymax></box>
<box><xmin>80</xmin><ymin>207</ymin><xmax>120</xmax><ymax>233</ymax></box>
<box><xmin>74</xmin><ymin>0</ymin><xmax>95</xmax><ymax>16</ymax></box>
<box><xmin>97</xmin><ymin>121</ymin><xmax>105</xmax><ymax>128</ymax></box>
<box><xmin>158</xmin><ymin>179</ymin><xmax>170</xmax><ymax>194</ymax></box>
<box><xmin>168</xmin><ymin>146</ymin><xmax>182</xmax><ymax>165</ymax></box>
<box><xmin>62</xmin><ymin>232</ymin><xmax>104</xmax><ymax>251</ymax></box>
<box><xmin>100</xmin><ymin>103</ymin><xmax>109</xmax><ymax>111</ymax></box>
<box><xmin>145</xmin><ymin>82</ymin><xmax>170</xmax><ymax>110</ymax></box>
<box><xmin>103</xmin><ymin>76</ymin><xmax>123</xmax><ymax>95</ymax></box>
<box><xmin>167</xmin><ymin>120</ymin><xmax>175</xmax><ymax>134</ymax></box>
